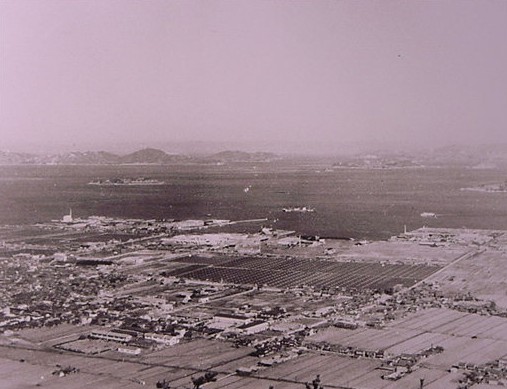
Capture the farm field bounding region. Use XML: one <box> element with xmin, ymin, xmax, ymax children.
<box><xmin>0</xmin><ymin>336</ymin><xmax>254</xmax><ymax>389</ymax></box>
<box><xmin>205</xmin><ymin>375</ymin><xmax>297</xmax><ymax>389</ymax></box>
<box><xmin>0</xmin><ymin>346</ymin><xmax>181</xmax><ymax>389</ymax></box>
<box><xmin>142</xmin><ymin>338</ymin><xmax>254</xmax><ymax>371</ymax></box>
<box><xmin>0</xmin><ymin>357</ymin><xmax>50</xmax><ymax>389</ymax></box>
<box><xmin>202</xmin><ymin>353</ymin><xmax>392</xmax><ymax>389</ymax></box>
<box><xmin>165</xmin><ymin>255</ymin><xmax>441</xmax><ymax>291</ymax></box>
<box><xmin>307</xmin><ymin>326</ymin><xmax>423</xmax><ymax>351</ymax></box>
<box><xmin>300</xmin><ymin>308</ymin><xmax>507</xmax><ymax>387</ymax></box>
<box><xmin>255</xmin><ymin>354</ymin><xmax>380</xmax><ymax>385</ymax></box>
<box><xmin>307</xmin><ymin>308</ymin><xmax>507</xmax><ymax>358</ymax></box>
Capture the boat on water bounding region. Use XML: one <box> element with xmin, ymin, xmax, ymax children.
<box><xmin>88</xmin><ymin>177</ymin><xmax>165</xmax><ymax>186</ymax></box>
<box><xmin>420</xmin><ymin>212</ymin><xmax>437</xmax><ymax>218</ymax></box>
<box><xmin>282</xmin><ymin>206</ymin><xmax>315</xmax><ymax>213</ymax></box>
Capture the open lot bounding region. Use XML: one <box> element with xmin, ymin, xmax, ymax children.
<box><xmin>16</xmin><ymin>323</ymin><xmax>99</xmax><ymax>346</ymax></box>
<box><xmin>428</xmin><ymin>245</ymin><xmax>507</xmax><ymax>308</ymax></box>
<box><xmin>337</xmin><ymin>240</ymin><xmax>467</xmax><ymax>266</ymax></box>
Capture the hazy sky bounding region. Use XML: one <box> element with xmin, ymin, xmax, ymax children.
<box><xmin>1</xmin><ymin>0</ymin><xmax>506</xmax><ymax>152</ymax></box>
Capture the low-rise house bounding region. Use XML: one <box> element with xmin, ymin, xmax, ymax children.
<box><xmin>117</xmin><ymin>347</ymin><xmax>141</xmax><ymax>355</ymax></box>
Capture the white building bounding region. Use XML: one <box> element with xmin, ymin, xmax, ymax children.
<box><xmin>62</xmin><ymin>209</ymin><xmax>73</xmax><ymax>223</ymax></box>
<box><xmin>208</xmin><ymin>314</ymin><xmax>250</xmax><ymax>330</ymax></box>
<box><xmin>117</xmin><ymin>347</ymin><xmax>141</xmax><ymax>355</ymax></box>
<box><xmin>53</xmin><ymin>252</ymin><xmax>68</xmax><ymax>262</ymax></box>
<box><xmin>90</xmin><ymin>329</ymin><xmax>132</xmax><ymax>343</ymax></box>
<box><xmin>144</xmin><ymin>331</ymin><xmax>186</xmax><ymax>346</ymax></box>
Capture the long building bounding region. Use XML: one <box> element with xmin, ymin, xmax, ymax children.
<box><xmin>90</xmin><ymin>329</ymin><xmax>132</xmax><ymax>343</ymax></box>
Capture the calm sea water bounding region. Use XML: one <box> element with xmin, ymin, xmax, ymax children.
<box><xmin>0</xmin><ymin>162</ymin><xmax>506</xmax><ymax>240</ymax></box>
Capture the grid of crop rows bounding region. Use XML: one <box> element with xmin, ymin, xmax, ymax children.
<box><xmin>167</xmin><ymin>256</ymin><xmax>440</xmax><ymax>291</ymax></box>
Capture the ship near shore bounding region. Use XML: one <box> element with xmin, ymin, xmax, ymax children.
<box><xmin>88</xmin><ymin>177</ymin><xmax>165</xmax><ymax>186</ymax></box>
<box><xmin>420</xmin><ymin>212</ymin><xmax>437</xmax><ymax>218</ymax></box>
<box><xmin>282</xmin><ymin>206</ymin><xmax>315</xmax><ymax>213</ymax></box>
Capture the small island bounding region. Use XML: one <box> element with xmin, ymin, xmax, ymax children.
<box><xmin>461</xmin><ymin>181</ymin><xmax>507</xmax><ymax>193</ymax></box>
<box><xmin>88</xmin><ymin>177</ymin><xmax>165</xmax><ymax>186</ymax></box>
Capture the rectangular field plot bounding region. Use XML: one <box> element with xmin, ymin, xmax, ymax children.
<box><xmin>307</xmin><ymin>308</ymin><xmax>507</xmax><ymax>371</ymax></box>
<box><xmin>306</xmin><ymin>326</ymin><xmax>423</xmax><ymax>351</ymax></box>
<box><xmin>390</xmin><ymin>307</ymin><xmax>507</xmax><ymax>342</ymax></box>
<box><xmin>204</xmin><ymin>375</ymin><xmax>296</xmax><ymax>389</ymax></box>
<box><xmin>168</xmin><ymin>256</ymin><xmax>441</xmax><ymax>291</ymax></box>
<box><xmin>204</xmin><ymin>354</ymin><xmax>454</xmax><ymax>389</ymax></box>
<box><xmin>0</xmin><ymin>345</ymin><xmax>195</xmax><ymax>389</ymax></box>
<box><xmin>142</xmin><ymin>338</ymin><xmax>254</xmax><ymax>371</ymax></box>
<box><xmin>254</xmin><ymin>354</ymin><xmax>382</xmax><ymax>388</ymax></box>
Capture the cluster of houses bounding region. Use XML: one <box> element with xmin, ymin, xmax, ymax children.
<box><xmin>452</xmin><ymin>358</ymin><xmax>507</xmax><ymax>387</ymax></box>
<box><xmin>371</xmin><ymin>282</ymin><xmax>507</xmax><ymax>328</ymax></box>
<box><xmin>48</xmin><ymin>214</ymin><xmax>231</xmax><ymax>234</ymax></box>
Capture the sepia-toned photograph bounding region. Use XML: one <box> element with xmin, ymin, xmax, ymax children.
<box><xmin>1</xmin><ymin>1</ymin><xmax>506</xmax><ymax>388</ymax></box>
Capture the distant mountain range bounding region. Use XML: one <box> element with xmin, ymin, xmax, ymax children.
<box><xmin>204</xmin><ymin>150</ymin><xmax>277</xmax><ymax>163</ymax></box>
<box><xmin>2</xmin><ymin>144</ymin><xmax>507</xmax><ymax>168</ymax></box>
<box><xmin>0</xmin><ymin>148</ymin><xmax>280</xmax><ymax>165</ymax></box>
